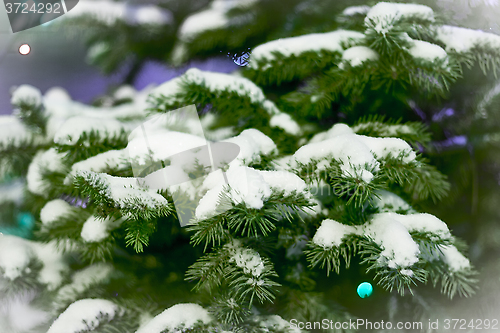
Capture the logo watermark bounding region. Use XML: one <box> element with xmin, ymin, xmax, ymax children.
<box><xmin>128</xmin><ymin>105</ymin><xmax>242</xmax><ymax>227</ymax></box>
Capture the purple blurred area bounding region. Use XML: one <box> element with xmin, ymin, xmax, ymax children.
<box><xmin>0</xmin><ymin>18</ymin><xmax>237</xmax><ymax>115</ymax></box>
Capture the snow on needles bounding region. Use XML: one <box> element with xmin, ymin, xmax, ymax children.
<box><xmin>0</xmin><ymin>116</ymin><xmax>43</xmax><ymax>146</ymax></box>
<box><xmin>0</xmin><ymin>235</ymin><xmax>67</xmax><ymax>289</ymax></box>
<box><xmin>222</xmin><ymin>129</ymin><xmax>277</xmax><ymax>167</ymax></box>
<box><xmin>408</xmin><ymin>40</ymin><xmax>447</xmax><ymax>62</ymax></box>
<box><xmin>195</xmin><ymin>166</ymin><xmax>309</xmax><ymax>220</ymax></box>
<box><xmin>40</xmin><ymin>199</ymin><xmax>74</xmax><ymax>227</ymax></box>
<box><xmin>250</xmin><ymin>30</ymin><xmax>365</xmax><ymax>67</ymax></box>
<box><xmin>27</xmin><ymin>148</ymin><xmax>67</xmax><ymax>196</ymax></box>
<box><xmin>312</xmin><ymin>212</ymin><xmax>456</xmax><ymax>270</ymax></box>
<box><xmin>293</xmin><ymin>124</ymin><xmax>416</xmax><ymax>183</ymax></box>
<box><xmin>365</xmin><ymin>2</ymin><xmax>434</xmax><ymax>34</ymax></box>
<box><xmin>136</xmin><ymin>303</ymin><xmax>212</xmax><ymax>333</ymax></box>
<box><xmin>150</xmin><ymin>69</ymin><xmax>301</xmax><ymax>134</ymax></box>
<box><xmin>178</xmin><ymin>0</ymin><xmax>258</xmax><ymax>41</ymax></box>
<box><xmin>80</xmin><ymin>216</ymin><xmax>111</xmax><ymax>243</ymax></box>
<box><xmin>47</xmin><ymin>299</ymin><xmax>122</xmax><ymax>333</ymax></box>
<box><xmin>76</xmin><ymin>171</ymin><xmax>168</xmax><ymax>211</ymax></box>
<box><xmin>11</xmin><ymin>85</ymin><xmax>42</xmax><ymax>106</ymax></box>
<box><xmin>436</xmin><ymin>25</ymin><xmax>500</xmax><ymax>53</ymax></box>
<box><xmin>53</xmin><ymin>117</ymin><xmax>127</xmax><ymax>146</ymax></box>
<box><xmin>341</xmin><ymin>46</ymin><xmax>379</xmax><ymax>67</ymax></box>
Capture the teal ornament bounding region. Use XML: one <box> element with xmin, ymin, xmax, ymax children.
<box><xmin>357</xmin><ymin>282</ymin><xmax>373</xmax><ymax>298</ymax></box>
<box><xmin>18</xmin><ymin>212</ymin><xmax>35</xmax><ymax>229</ymax></box>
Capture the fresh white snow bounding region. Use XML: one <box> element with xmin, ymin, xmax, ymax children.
<box><xmin>342</xmin><ymin>5</ymin><xmax>371</xmax><ymax>16</ymax></box>
<box><xmin>135</xmin><ymin>303</ymin><xmax>212</xmax><ymax>333</ymax></box>
<box><xmin>408</xmin><ymin>40</ymin><xmax>447</xmax><ymax>61</ymax></box>
<box><xmin>365</xmin><ymin>2</ymin><xmax>434</xmax><ymax>34</ymax></box>
<box><xmin>312</xmin><ymin>219</ymin><xmax>358</xmax><ymax>248</ymax></box>
<box><xmin>47</xmin><ymin>298</ymin><xmax>122</xmax><ymax>333</ymax></box>
<box><xmin>0</xmin><ymin>235</ymin><xmax>67</xmax><ymax>289</ymax></box>
<box><xmin>436</xmin><ymin>25</ymin><xmax>500</xmax><ymax>53</ymax></box>
<box><xmin>439</xmin><ymin>245</ymin><xmax>471</xmax><ymax>271</ymax></box>
<box><xmin>341</xmin><ymin>46</ymin><xmax>379</xmax><ymax>67</ymax></box>
<box><xmin>178</xmin><ymin>0</ymin><xmax>258</xmax><ymax>41</ymax></box>
<box><xmin>11</xmin><ymin>85</ymin><xmax>42</xmax><ymax>106</ymax></box>
<box><xmin>26</xmin><ymin>148</ymin><xmax>67</xmax><ymax>196</ymax></box>
<box><xmin>250</xmin><ymin>30</ymin><xmax>365</xmax><ymax>68</ymax></box>
<box><xmin>80</xmin><ymin>216</ymin><xmax>111</xmax><ymax>243</ymax></box>
<box><xmin>53</xmin><ymin>117</ymin><xmax>127</xmax><ymax>146</ymax></box>
<box><xmin>222</xmin><ymin>129</ymin><xmax>277</xmax><ymax>167</ymax></box>
<box><xmin>0</xmin><ymin>115</ymin><xmax>43</xmax><ymax>146</ymax></box>
<box><xmin>40</xmin><ymin>199</ymin><xmax>74</xmax><ymax>226</ymax></box>
<box><xmin>312</xmin><ymin>212</ymin><xmax>455</xmax><ymax>270</ymax></box>
<box><xmin>269</xmin><ymin>112</ymin><xmax>301</xmax><ymax>135</ymax></box>
<box><xmin>0</xmin><ymin>235</ymin><xmax>32</xmax><ymax>280</ymax></box>
<box><xmin>228</xmin><ymin>246</ymin><xmax>265</xmax><ymax>277</ymax></box>
<box><xmin>294</xmin><ymin>124</ymin><xmax>416</xmax><ymax>183</ymax></box>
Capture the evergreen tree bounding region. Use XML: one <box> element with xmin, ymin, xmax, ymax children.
<box><xmin>1</xmin><ymin>1</ymin><xmax>499</xmax><ymax>332</ymax></box>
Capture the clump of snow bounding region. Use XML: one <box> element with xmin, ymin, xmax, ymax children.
<box><xmin>77</xmin><ymin>171</ymin><xmax>168</xmax><ymax>211</ymax></box>
<box><xmin>365</xmin><ymin>214</ymin><xmax>420</xmax><ymax>268</ymax></box>
<box><xmin>228</xmin><ymin>246</ymin><xmax>265</xmax><ymax>277</ymax></box>
<box><xmin>435</xmin><ymin>25</ymin><xmax>500</xmax><ymax>53</ymax></box>
<box><xmin>40</xmin><ymin>199</ymin><xmax>74</xmax><ymax>226</ymax></box>
<box><xmin>186</xmin><ymin>68</ymin><xmax>266</xmax><ymax>104</ymax></box>
<box><xmin>439</xmin><ymin>245</ymin><xmax>471</xmax><ymax>271</ymax></box>
<box><xmin>370</xmin><ymin>190</ymin><xmax>415</xmax><ymax>213</ymax></box>
<box><xmin>223</xmin><ymin>129</ymin><xmax>277</xmax><ymax>167</ymax></box>
<box><xmin>250</xmin><ymin>30</ymin><xmax>365</xmax><ymax>68</ymax></box>
<box><xmin>178</xmin><ymin>8</ymin><xmax>228</xmax><ymax>41</ymax></box>
<box><xmin>0</xmin><ymin>235</ymin><xmax>32</xmax><ymax>280</ymax></box>
<box><xmin>341</xmin><ymin>46</ymin><xmax>379</xmax><ymax>67</ymax></box>
<box><xmin>132</xmin><ymin>5</ymin><xmax>173</xmax><ymax>25</ymax></box>
<box><xmin>11</xmin><ymin>85</ymin><xmax>42</xmax><ymax>106</ymax></box>
<box><xmin>81</xmin><ymin>216</ymin><xmax>111</xmax><ymax>243</ymax></box>
<box><xmin>67</xmin><ymin>149</ymin><xmax>129</xmax><ymax>183</ymax></box>
<box><xmin>365</xmin><ymin>2</ymin><xmax>434</xmax><ymax>34</ymax></box>
<box><xmin>309</xmin><ymin>123</ymin><xmax>354</xmax><ymax>143</ymax></box>
<box><xmin>312</xmin><ymin>212</ymin><xmax>454</xmax><ymax>269</ymax></box>
<box><xmin>312</xmin><ymin>219</ymin><xmax>358</xmax><ymax>248</ymax></box>
<box><xmin>178</xmin><ymin>0</ymin><xmax>257</xmax><ymax>41</ymax></box>
<box><xmin>150</xmin><ymin>69</ymin><xmax>281</xmax><ymax>116</ymax></box>
<box><xmin>195</xmin><ymin>166</ymin><xmax>272</xmax><ymax>219</ymax></box>
<box><xmin>0</xmin><ymin>115</ymin><xmax>43</xmax><ymax>146</ymax></box>
<box><xmin>352</xmin><ymin>121</ymin><xmax>413</xmax><ymax>137</ymax></box>
<box><xmin>136</xmin><ymin>303</ymin><xmax>212</xmax><ymax>333</ymax></box>
<box><xmin>114</xmin><ymin>85</ymin><xmax>136</xmax><ymax>100</ymax></box>
<box><xmin>0</xmin><ymin>290</ymin><xmax>49</xmax><ymax>332</ymax></box>
<box><xmin>294</xmin><ymin>124</ymin><xmax>416</xmax><ymax>183</ymax></box>
<box><xmin>342</xmin><ymin>5</ymin><xmax>371</xmax><ymax>16</ymax></box>
<box><xmin>47</xmin><ymin>299</ymin><xmax>122</xmax><ymax>333</ymax></box>
<box><xmin>408</xmin><ymin>40</ymin><xmax>447</xmax><ymax>61</ymax></box>
<box><xmin>380</xmin><ymin>212</ymin><xmax>452</xmax><ymax>239</ymax></box>
<box><xmin>259</xmin><ymin>170</ymin><xmax>309</xmax><ymax>197</ymax></box>
<box><xmin>53</xmin><ymin>116</ymin><xmax>127</xmax><ymax>145</ymax></box>
<box><xmin>26</xmin><ymin>148</ymin><xmax>67</xmax><ymax>196</ymax></box>
<box><xmin>269</xmin><ymin>112</ymin><xmax>301</xmax><ymax>135</ymax></box>
<box><xmin>0</xmin><ymin>235</ymin><xmax>67</xmax><ymax>289</ymax></box>
<box><xmin>30</xmin><ymin>241</ymin><xmax>67</xmax><ymax>290</ymax></box>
